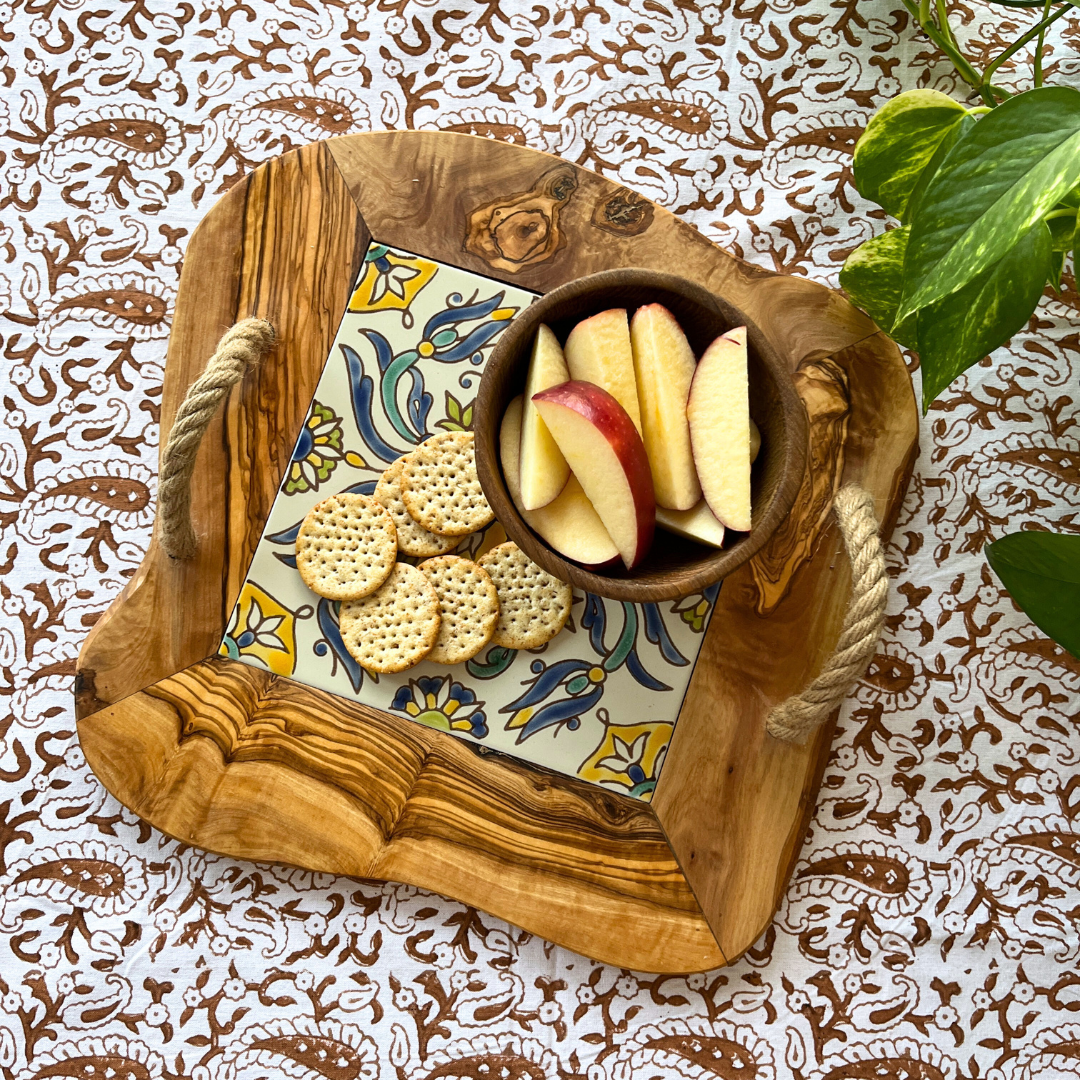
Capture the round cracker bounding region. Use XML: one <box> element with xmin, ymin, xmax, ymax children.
<box><xmin>375</xmin><ymin>456</ymin><xmax>459</xmax><ymax>558</ymax></box>
<box><xmin>401</xmin><ymin>430</ymin><xmax>494</xmax><ymax>537</ymax></box>
<box><xmin>339</xmin><ymin>562</ymin><xmax>441</xmax><ymax>674</ymax></box>
<box><xmin>296</xmin><ymin>492</ymin><xmax>397</xmax><ymax>601</ymax></box>
<box><xmin>418</xmin><ymin>555</ymin><xmax>500</xmax><ymax>665</ymax></box>
<box><xmin>476</xmin><ymin>541</ymin><xmax>571</xmax><ymax>651</ymax></box>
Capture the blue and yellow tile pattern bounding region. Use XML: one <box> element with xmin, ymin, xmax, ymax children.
<box><xmin>221</xmin><ymin>242</ymin><xmax>717</xmax><ymax>801</ymax></box>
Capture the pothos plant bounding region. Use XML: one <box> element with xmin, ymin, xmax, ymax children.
<box><xmin>838</xmin><ymin>0</ymin><xmax>1080</xmax><ymax>657</ymax></box>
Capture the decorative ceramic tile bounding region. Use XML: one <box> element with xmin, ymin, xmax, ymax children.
<box><xmin>220</xmin><ymin>241</ymin><xmax>718</xmax><ymax>801</ymax></box>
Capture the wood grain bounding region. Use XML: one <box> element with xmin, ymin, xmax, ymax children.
<box><xmin>463</xmin><ymin>163</ymin><xmax>578</xmax><ymax>271</ymax></box>
<box><xmin>76</xmin><ymin>140</ymin><xmax>368</xmax><ymax>717</ymax></box>
<box><xmin>78</xmin><ymin>657</ymin><xmax>723</xmax><ymax>973</ymax></box>
<box><xmin>651</xmin><ymin>330</ymin><xmax>919</xmax><ymax>961</ymax></box>
<box><xmin>326</xmin><ymin>132</ymin><xmax>881</xmax><ymax>367</ymax></box>
<box><xmin>75</xmin><ymin>131</ymin><xmax>918</xmax><ymax>971</ymax></box>
<box><xmin>750</xmin><ymin>357</ymin><xmax>851</xmax><ymax>614</ymax></box>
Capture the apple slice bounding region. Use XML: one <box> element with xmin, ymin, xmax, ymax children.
<box><xmin>500</xmin><ymin>396</ymin><xmax>619</xmax><ymax>568</ymax></box>
<box><xmin>563</xmin><ymin>309</ymin><xmax>642</xmax><ymax>435</ymax></box>
<box><xmin>656</xmin><ymin>501</ymin><xmax>725</xmax><ymax>550</ymax></box>
<box><xmin>687</xmin><ymin>326</ymin><xmax>751</xmax><ymax>532</ymax></box>
<box><xmin>532</xmin><ymin>381</ymin><xmax>655</xmax><ymax>570</ymax></box>
<box><xmin>519</xmin><ymin>324</ymin><xmax>571</xmax><ymax>510</ymax></box>
<box><xmin>630</xmin><ymin>303</ymin><xmax>702</xmax><ymax>511</ymax></box>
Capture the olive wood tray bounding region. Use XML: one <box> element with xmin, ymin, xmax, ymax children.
<box><xmin>74</xmin><ymin>131</ymin><xmax>918</xmax><ymax>973</ymax></box>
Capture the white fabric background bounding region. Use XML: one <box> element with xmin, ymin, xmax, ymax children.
<box><xmin>0</xmin><ymin>1</ymin><xmax>1078</xmax><ymax>1078</ymax></box>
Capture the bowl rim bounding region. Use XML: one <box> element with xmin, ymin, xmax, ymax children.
<box><xmin>474</xmin><ymin>267</ymin><xmax>809</xmax><ymax>602</ymax></box>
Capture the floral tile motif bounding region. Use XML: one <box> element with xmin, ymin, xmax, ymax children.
<box><xmin>221</xmin><ymin>241</ymin><xmax>717</xmax><ymax>801</ymax></box>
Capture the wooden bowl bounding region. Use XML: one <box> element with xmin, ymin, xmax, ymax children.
<box><xmin>474</xmin><ymin>268</ymin><xmax>808</xmax><ymax>602</ymax></box>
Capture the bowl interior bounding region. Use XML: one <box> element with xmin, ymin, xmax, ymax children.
<box><xmin>474</xmin><ymin>269</ymin><xmax>805</xmax><ymax>602</ymax></box>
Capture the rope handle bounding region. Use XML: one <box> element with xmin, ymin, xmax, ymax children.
<box><xmin>766</xmin><ymin>484</ymin><xmax>888</xmax><ymax>743</ymax></box>
<box><xmin>158</xmin><ymin>319</ymin><xmax>276</xmax><ymax>560</ymax></box>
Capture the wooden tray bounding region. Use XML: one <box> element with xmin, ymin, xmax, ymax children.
<box><xmin>74</xmin><ymin>132</ymin><xmax>917</xmax><ymax>973</ymax></box>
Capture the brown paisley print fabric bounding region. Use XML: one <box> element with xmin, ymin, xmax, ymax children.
<box><xmin>1</xmin><ymin>1</ymin><xmax>1078</xmax><ymax>1078</ymax></box>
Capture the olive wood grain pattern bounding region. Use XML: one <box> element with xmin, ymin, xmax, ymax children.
<box><xmin>749</xmin><ymin>357</ymin><xmax>851</xmax><ymax>615</ymax></box>
<box><xmin>79</xmin><ymin>656</ymin><xmax>723</xmax><ymax>973</ymax></box>
<box><xmin>326</xmin><ymin>132</ymin><xmax>880</xmax><ymax>362</ymax></box>
<box><xmin>76</xmin><ymin>131</ymin><xmax>917</xmax><ymax>971</ymax></box>
<box><xmin>76</xmin><ymin>139</ymin><xmax>369</xmax><ymax>717</ymax></box>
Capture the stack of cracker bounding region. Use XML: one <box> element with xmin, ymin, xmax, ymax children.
<box><xmin>296</xmin><ymin>431</ymin><xmax>572</xmax><ymax>674</ymax></box>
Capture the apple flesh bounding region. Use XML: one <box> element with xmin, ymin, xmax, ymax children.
<box><xmin>563</xmin><ymin>309</ymin><xmax>642</xmax><ymax>435</ymax></box>
<box><xmin>687</xmin><ymin>326</ymin><xmax>752</xmax><ymax>532</ymax></box>
<box><xmin>656</xmin><ymin>501</ymin><xmax>726</xmax><ymax>550</ymax></box>
<box><xmin>519</xmin><ymin>324</ymin><xmax>571</xmax><ymax>510</ymax></box>
<box><xmin>630</xmin><ymin>303</ymin><xmax>702</xmax><ymax>511</ymax></box>
<box><xmin>532</xmin><ymin>381</ymin><xmax>655</xmax><ymax>570</ymax></box>
<box><xmin>499</xmin><ymin>396</ymin><xmax>619</xmax><ymax>568</ymax></box>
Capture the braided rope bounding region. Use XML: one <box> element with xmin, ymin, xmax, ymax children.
<box><xmin>766</xmin><ymin>484</ymin><xmax>888</xmax><ymax>744</ymax></box>
<box><xmin>158</xmin><ymin>319</ymin><xmax>276</xmax><ymax>560</ymax></box>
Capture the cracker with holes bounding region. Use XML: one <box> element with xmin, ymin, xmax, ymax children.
<box><xmin>476</xmin><ymin>541</ymin><xmax>572</xmax><ymax>651</ymax></box>
<box><xmin>339</xmin><ymin>562</ymin><xmax>441</xmax><ymax>674</ymax></box>
<box><xmin>401</xmin><ymin>431</ymin><xmax>494</xmax><ymax>537</ymax></box>
<box><xmin>295</xmin><ymin>492</ymin><xmax>397</xmax><ymax>601</ymax></box>
<box><xmin>375</xmin><ymin>455</ymin><xmax>459</xmax><ymax>558</ymax></box>
<box><xmin>417</xmin><ymin>555</ymin><xmax>500</xmax><ymax>664</ymax></box>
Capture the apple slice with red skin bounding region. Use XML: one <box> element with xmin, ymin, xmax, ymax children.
<box><xmin>630</xmin><ymin>303</ymin><xmax>702</xmax><ymax>511</ymax></box>
<box><xmin>519</xmin><ymin>324</ymin><xmax>571</xmax><ymax>510</ymax></box>
<box><xmin>687</xmin><ymin>326</ymin><xmax>752</xmax><ymax>533</ymax></box>
<box><xmin>532</xmin><ymin>380</ymin><xmax>655</xmax><ymax>571</ymax></box>
<box><xmin>500</xmin><ymin>396</ymin><xmax>619</xmax><ymax>569</ymax></box>
<box><xmin>563</xmin><ymin>309</ymin><xmax>643</xmax><ymax>435</ymax></box>
<box><xmin>655</xmin><ymin>501</ymin><xmax>726</xmax><ymax>550</ymax></box>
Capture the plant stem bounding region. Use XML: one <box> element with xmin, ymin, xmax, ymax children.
<box><xmin>981</xmin><ymin>2</ymin><xmax>1073</xmax><ymax>90</ymax></box>
<box><xmin>900</xmin><ymin>0</ymin><xmax>995</xmax><ymax>103</ymax></box>
<box><xmin>1034</xmin><ymin>0</ymin><xmax>1053</xmax><ymax>85</ymax></box>
<box><xmin>1044</xmin><ymin>207</ymin><xmax>1078</xmax><ymax>220</ymax></box>
<box><xmin>935</xmin><ymin>0</ymin><xmax>957</xmax><ymax>47</ymax></box>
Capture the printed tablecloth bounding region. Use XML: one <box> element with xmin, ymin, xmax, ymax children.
<box><xmin>1</xmin><ymin>2</ymin><xmax>1078</xmax><ymax>1078</ymax></box>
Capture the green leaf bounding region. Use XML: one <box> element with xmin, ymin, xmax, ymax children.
<box><xmin>904</xmin><ymin>114</ymin><xmax>975</xmax><ymax>225</ymax></box>
<box><xmin>916</xmin><ymin>221</ymin><xmax>1050</xmax><ymax>407</ymax></box>
<box><xmin>853</xmin><ymin>89</ymin><xmax>968</xmax><ymax>222</ymax></box>
<box><xmin>986</xmin><ymin>531</ymin><xmax>1080</xmax><ymax>658</ymax></box>
<box><xmin>898</xmin><ymin>86</ymin><xmax>1080</xmax><ymax>323</ymax></box>
<box><xmin>839</xmin><ymin>226</ymin><xmax>918</xmax><ymax>348</ymax></box>
<box><xmin>444</xmin><ymin>392</ymin><xmax>462</xmax><ymax>423</ymax></box>
<box><xmin>1048</xmin><ymin>249</ymin><xmax>1065</xmax><ymax>292</ymax></box>
<box><xmin>1048</xmin><ymin>210</ymin><xmax>1078</xmax><ymax>251</ymax></box>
